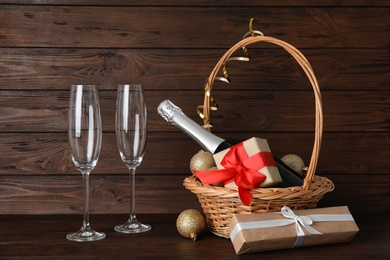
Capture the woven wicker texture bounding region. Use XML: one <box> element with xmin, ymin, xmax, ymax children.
<box><xmin>183</xmin><ymin>34</ymin><xmax>335</xmax><ymax>238</ymax></box>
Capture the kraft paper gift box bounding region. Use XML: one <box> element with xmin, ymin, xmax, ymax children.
<box><xmin>229</xmin><ymin>206</ymin><xmax>359</xmax><ymax>255</ymax></box>
<box><xmin>213</xmin><ymin>137</ymin><xmax>282</xmax><ymax>188</ymax></box>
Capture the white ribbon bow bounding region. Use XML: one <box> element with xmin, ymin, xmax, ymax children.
<box><xmin>280</xmin><ymin>206</ymin><xmax>322</xmax><ymax>247</ymax></box>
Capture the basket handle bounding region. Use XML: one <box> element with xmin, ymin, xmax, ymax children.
<box><xmin>202</xmin><ymin>35</ymin><xmax>323</xmax><ymax>190</ymax></box>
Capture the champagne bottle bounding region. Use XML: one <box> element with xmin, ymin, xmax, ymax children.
<box><xmin>157</xmin><ymin>99</ymin><xmax>303</xmax><ymax>186</ymax></box>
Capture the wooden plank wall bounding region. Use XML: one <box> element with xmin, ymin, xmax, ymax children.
<box><xmin>0</xmin><ymin>1</ymin><xmax>389</xmax><ymax>215</ymax></box>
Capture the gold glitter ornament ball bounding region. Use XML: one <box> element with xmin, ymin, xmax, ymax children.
<box><xmin>281</xmin><ymin>154</ymin><xmax>306</xmax><ymax>176</ymax></box>
<box><xmin>176</xmin><ymin>209</ymin><xmax>207</xmax><ymax>241</ymax></box>
<box><xmin>190</xmin><ymin>150</ymin><xmax>216</xmax><ymax>174</ymax></box>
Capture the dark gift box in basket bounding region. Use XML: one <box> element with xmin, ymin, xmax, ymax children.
<box><xmin>229</xmin><ymin>206</ymin><xmax>359</xmax><ymax>255</ymax></box>
<box><xmin>183</xmin><ymin>30</ymin><xmax>335</xmax><ymax>239</ymax></box>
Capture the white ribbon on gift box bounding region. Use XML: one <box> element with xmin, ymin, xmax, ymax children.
<box><xmin>230</xmin><ymin>206</ymin><xmax>355</xmax><ymax>248</ymax></box>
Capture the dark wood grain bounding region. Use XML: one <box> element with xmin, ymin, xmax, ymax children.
<box><xmin>0</xmin><ymin>6</ymin><xmax>388</xmax><ymax>48</ymax></box>
<box><xmin>0</xmin><ymin>213</ymin><xmax>388</xmax><ymax>259</ymax></box>
<box><xmin>0</xmin><ymin>0</ymin><xmax>388</xmax><ymax>222</ymax></box>
<box><xmin>0</xmin><ymin>48</ymin><xmax>388</xmax><ymax>91</ymax></box>
<box><xmin>0</xmin><ymin>174</ymin><xmax>202</xmax><ymax>214</ymax></box>
<box><xmin>0</xmin><ymin>174</ymin><xmax>389</xmax><ymax>215</ymax></box>
<box><xmin>0</xmin><ymin>132</ymin><xmax>389</xmax><ymax>176</ymax></box>
<box><xmin>1</xmin><ymin>0</ymin><xmax>387</xmax><ymax>6</ymax></box>
<box><xmin>0</xmin><ymin>2</ymin><xmax>389</xmax><ymax>258</ymax></box>
<box><xmin>1</xmin><ymin>90</ymin><xmax>389</xmax><ymax>132</ymax></box>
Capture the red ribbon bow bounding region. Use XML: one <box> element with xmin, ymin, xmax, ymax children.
<box><xmin>194</xmin><ymin>142</ymin><xmax>276</xmax><ymax>205</ymax></box>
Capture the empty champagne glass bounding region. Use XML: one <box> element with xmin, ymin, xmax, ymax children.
<box><xmin>115</xmin><ymin>84</ymin><xmax>151</xmax><ymax>233</ymax></box>
<box><xmin>67</xmin><ymin>85</ymin><xmax>105</xmax><ymax>242</ymax></box>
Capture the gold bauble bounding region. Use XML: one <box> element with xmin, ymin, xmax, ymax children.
<box><xmin>190</xmin><ymin>150</ymin><xmax>216</xmax><ymax>174</ymax></box>
<box><xmin>281</xmin><ymin>154</ymin><xmax>306</xmax><ymax>176</ymax></box>
<box><xmin>176</xmin><ymin>209</ymin><xmax>207</xmax><ymax>241</ymax></box>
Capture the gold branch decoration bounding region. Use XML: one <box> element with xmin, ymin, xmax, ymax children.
<box><xmin>196</xmin><ymin>18</ymin><xmax>264</xmax><ymax>129</ymax></box>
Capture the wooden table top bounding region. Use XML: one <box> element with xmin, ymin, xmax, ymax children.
<box><xmin>1</xmin><ymin>212</ymin><xmax>388</xmax><ymax>259</ymax></box>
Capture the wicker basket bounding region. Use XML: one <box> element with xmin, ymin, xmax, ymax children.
<box><xmin>183</xmin><ymin>34</ymin><xmax>335</xmax><ymax>238</ymax></box>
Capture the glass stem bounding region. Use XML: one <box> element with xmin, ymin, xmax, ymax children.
<box><xmin>82</xmin><ymin>171</ymin><xmax>91</xmax><ymax>231</ymax></box>
<box><xmin>128</xmin><ymin>167</ymin><xmax>137</xmax><ymax>221</ymax></box>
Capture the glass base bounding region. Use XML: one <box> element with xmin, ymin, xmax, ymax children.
<box><xmin>66</xmin><ymin>228</ymin><xmax>106</xmax><ymax>242</ymax></box>
<box><xmin>115</xmin><ymin>219</ymin><xmax>151</xmax><ymax>234</ymax></box>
